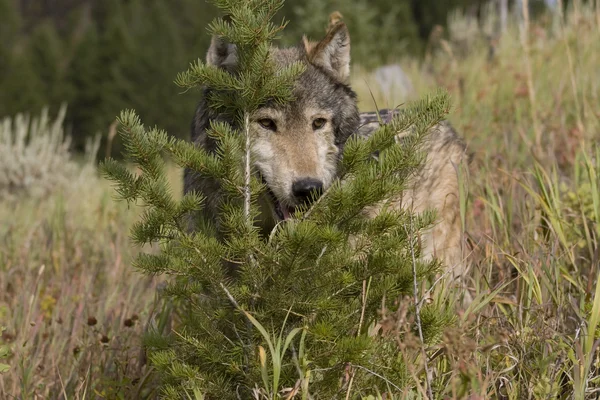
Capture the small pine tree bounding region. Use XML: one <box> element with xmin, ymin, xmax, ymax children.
<box><xmin>101</xmin><ymin>0</ymin><xmax>453</xmax><ymax>397</ymax></box>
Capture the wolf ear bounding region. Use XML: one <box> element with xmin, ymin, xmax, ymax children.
<box><xmin>327</xmin><ymin>11</ymin><xmax>343</xmax><ymax>31</ymax></box>
<box><xmin>301</xmin><ymin>11</ymin><xmax>343</xmax><ymax>55</ymax></box>
<box><xmin>305</xmin><ymin>21</ymin><xmax>351</xmax><ymax>83</ymax></box>
<box><xmin>206</xmin><ymin>36</ymin><xmax>237</xmax><ymax>69</ymax></box>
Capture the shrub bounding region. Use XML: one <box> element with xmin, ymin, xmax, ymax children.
<box><xmin>0</xmin><ymin>105</ymin><xmax>100</xmax><ymax>201</ymax></box>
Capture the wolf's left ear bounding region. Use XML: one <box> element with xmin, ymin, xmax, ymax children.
<box><xmin>305</xmin><ymin>21</ymin><xmax>351</xmax><ymax>83</ymax></box>
<box><xmin>206</xmin><ymin>36</ymin><xmax>237</xmax><ymax>70</ymax></box>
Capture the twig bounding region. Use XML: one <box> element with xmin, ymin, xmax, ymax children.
<box><xmin>358</xmin><ymin>279</ymin><xmax>369</xmax><ymax>334</ymax></box>
<box><xmin>352</xmin><ymin>364</ymin><xmax>403</xmax><ymax>392</ymax></box>
<box><xmin>221</xmin><ymin>282</ymin><xmax>242</xmax><ymax>310</ymax></box>
<box><xmin>406</xmin><ymin>216</ymin><xmax>434</xmax><ymax>400</ymax></box>
<box><xmin>244</xmin><ymin>112</ymin><xmax>252</xmax><ymax>228</ymax></box>
<box><xmin>243</xmin><ymin>111</ymin><xmax>259</xmax><ymax>280</ymax></box>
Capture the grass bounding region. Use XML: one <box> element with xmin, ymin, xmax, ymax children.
<box><xmin>0</xmin><ymin>173</ymin><xmax>160</xmax><ymax>398</ymax></box>
<box><xmin>2</xmin><ymin>3</ymin><xmax>600</xmax><ymax>398</ymax></box>
<box><xmin>0</xmin><ymin>116</ymin><xmax>182</xmax><ymax>397</ymax></box>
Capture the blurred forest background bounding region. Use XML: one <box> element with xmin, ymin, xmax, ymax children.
<box><xmin>0</xmin><ymin>0</ymin><xmax>558</xmax><ymax>153</ymax></box>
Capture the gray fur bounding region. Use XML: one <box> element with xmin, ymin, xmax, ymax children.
<box><xmin>359</xmin><ymin>109</ymin><xmax>470</xmax><ymax>300</ymax></box>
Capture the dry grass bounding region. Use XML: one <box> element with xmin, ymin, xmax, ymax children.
<box><xmin>0</xmin><ymin>112</ymin><xmax>184</xmax><ymax>397</ymax></box>
<box><xmin>353</xmin><ymin>3</ymin><xmax>600</xmax><ymax>398</ymax></box>
<box><xmin>2</xmin><ymin>3</ymin><xmax>600</xmax><ymax>399</ymax></box>
<box><xmin>0</xmin><ymin>172</ymin><xmax>163</xmax><ymax>398</ymax></box>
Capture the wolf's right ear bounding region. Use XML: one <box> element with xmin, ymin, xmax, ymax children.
<box><xmin>305</xmin><ymin>21</ymin><xmax>351</xmax><ymax>83</ymax></box>
<box><xmin>206</xmin><ymin>36</ymin><xmax>237</xmax><ymax>69</ymax></box>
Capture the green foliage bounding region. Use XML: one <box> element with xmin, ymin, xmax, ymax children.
<box><xmin>0</xmin><ymin>0</ymin><xmax>217</xmax><ymax>152</ymax></box>
<box><xmin>28</xmin><ymin>21</ymin><xmax>73</xmax><ymax>111</ymax></box>
<box><xmin>0</xmin><ymin>0</ymin><xmax>491</xmax><ymax>151</ymax></box>
<box><xmin>0</xmin><ymin>0</ymin><xmax>20</xmax><ymax>76</ymax></box>
<box><xmin>101</xmin><ymin>0</ymin><xmax>453</xmax><ymax>397</ymax></box>
<box><xmin>410</xmin><ymin>0</ymin><xmax>478</xmax><ymax>40</ymax></box>
<box><xmin>104</xmin><ymin>98</ymin><xmax>451</xmax><ymax>398</ymax></box>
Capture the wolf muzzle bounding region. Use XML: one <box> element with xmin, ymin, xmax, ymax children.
<box><xmin>292</xmin><ymin>178</ymin><xmax>324</xmax><ymax>205</ymax></box>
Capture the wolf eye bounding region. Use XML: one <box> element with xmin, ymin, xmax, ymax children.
<box><xmin>258</xmin><ymin>118</ymin><xmax>277</xmax><ymax>131</ymax></box>
<box><xmin>312</xmin><ymin>118</ymin><xmax>327</xmax><ymax>130</ymax></box>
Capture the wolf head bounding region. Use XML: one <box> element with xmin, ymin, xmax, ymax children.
<box><xmin>205</xmin><ymin>21</ymin><xmax>360</xmax><ymax>222</ymax></box>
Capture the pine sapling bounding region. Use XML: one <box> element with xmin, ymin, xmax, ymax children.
<box><xmin>101</xmin><ymin>0</ymin><xmax>454</xmax><ymax>397</ymax></box>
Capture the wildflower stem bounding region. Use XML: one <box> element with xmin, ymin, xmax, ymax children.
<box><xmin>407</xmin><ymin>216</ymin><xmax>433</xmax><ymax>400</ymax></box>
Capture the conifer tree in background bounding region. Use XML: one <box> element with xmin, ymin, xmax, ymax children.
<box><xmin>284</xmin><ymin>0</ymin><xmax>421</xmax><ymax>66</ymax></box>
<box><xmin>101</xmin><ymin>0</ymin><xmax>453</xmax><ymax>397</ymax></box>
<box><xmin>28</xmin><ymin>21</ymin><xmax>73</xmax><ymax>112</ymax></box>
<box><xmin>0</xmin><ymin>0</ymin><xmax>45</xmax><ymax>118</ymax></box>
<box><xmin>0</xmin><ymin>0</ymin><xmax>497</xmax><ymax>150</ymax></box>
<box><xmin>0</xmin><ymin>0</ymin><xmax>19</xmax><ymax>83</ymax></box>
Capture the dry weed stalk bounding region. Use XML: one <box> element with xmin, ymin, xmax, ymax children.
<box><xmin>519</xmin><ymin>0</ymin><xmax>543</xmax><ymax>153</ymax></box>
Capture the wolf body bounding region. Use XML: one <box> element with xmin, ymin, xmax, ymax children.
<box><xmin>358</xmin><ymin>110</ymin><xmax>468</xmax><ymax>282</ymax></box>
<box><xmin>184</xmin><ymin>21</ymin><xmax>469</xmax><ymax>291</ymax></box>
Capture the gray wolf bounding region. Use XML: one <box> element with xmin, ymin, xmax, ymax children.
<box><xmin>184</xmin><ymin>17</ymin><xmax>469</xmax><ymax>293</ymax></box>
<box><xmin>185</xmin><ymin>20</ymin><xmax>360</xmax><ymax>235</ymax></box>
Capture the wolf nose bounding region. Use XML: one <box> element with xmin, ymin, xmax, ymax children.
<box><xmin>292</xmin><ymin>178</ymin><xmax>323</xmax><ymax>204</ymax></box>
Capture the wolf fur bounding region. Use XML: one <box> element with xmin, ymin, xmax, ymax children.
<box><xmin>184</xmin><ymin>18</ymin><xmax>469</xmax><ymax>293</ymax></box>
<box><xmin>357</xmin><ymin>110</ymin><xmax>469</xmax><ymax>284</ymax></box>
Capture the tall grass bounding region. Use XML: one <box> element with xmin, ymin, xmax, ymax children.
<box><xmin>353</xmin><ymin>2</ymin><xmax>600</xmax><ymax>398</ymax></box>
<box><xmin>0</xmin><ymin>109</ymin><xmax>174</xmax><ymax>398</ymax></box>
<box><xmin>1</xmin><ymin>2</ymin><xmax>600</xmax><ymax>398</ymax></box>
